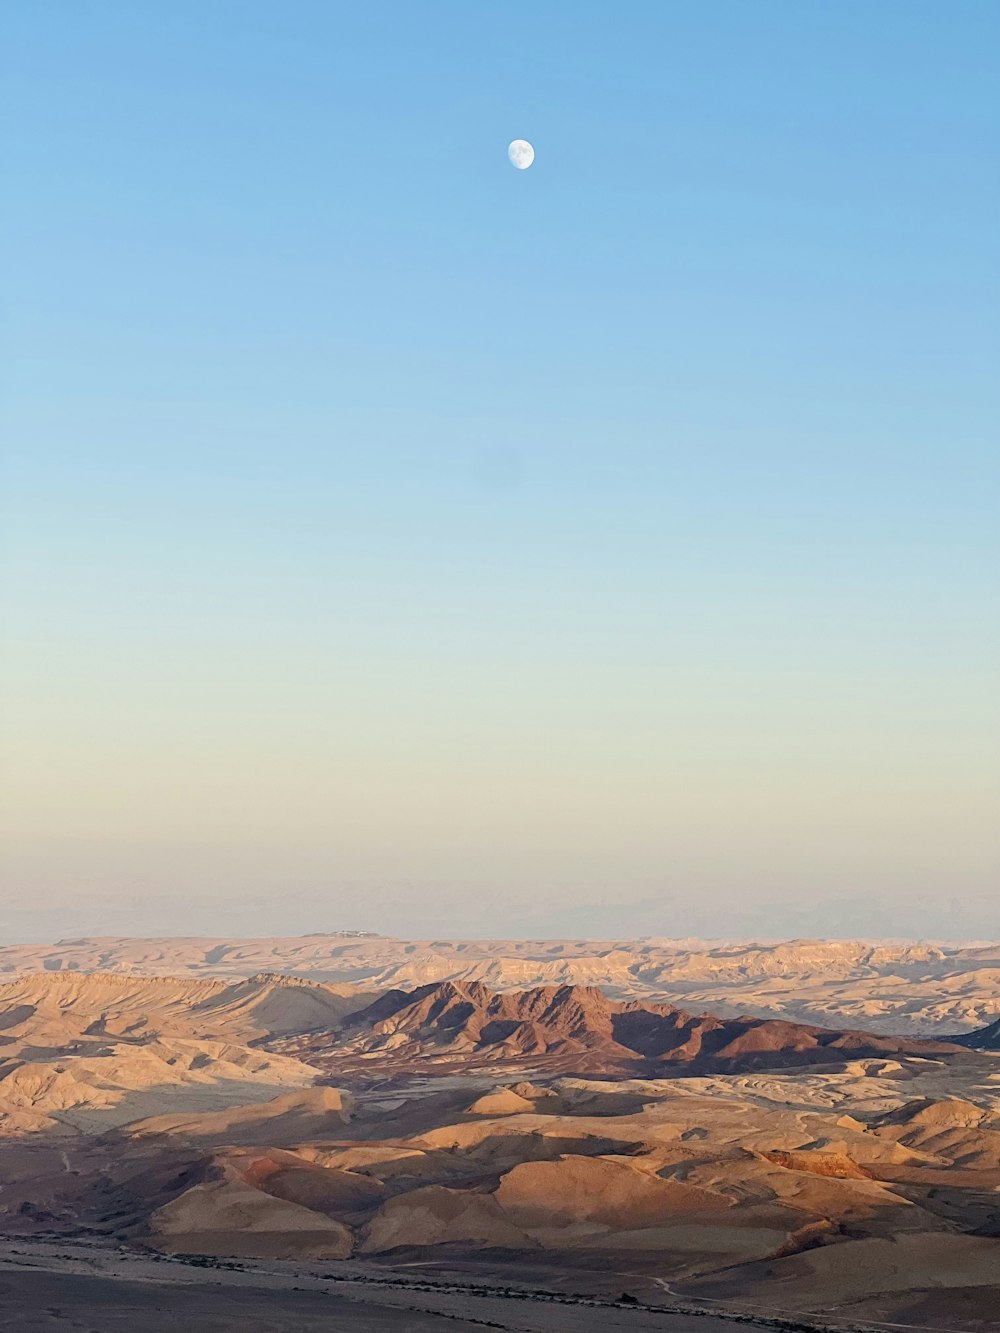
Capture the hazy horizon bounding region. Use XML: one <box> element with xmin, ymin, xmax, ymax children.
<box><xmin>2</xmin><ymin>888</ymin><xmax>998</xmax><ymax>949</ymax></box>
<box><xmin>2</xmin><ymin>2</ymin><xmax>998</xmax><ymax>943</ymax></box>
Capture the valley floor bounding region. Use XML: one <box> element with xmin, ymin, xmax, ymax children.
<box><xmin>0</xmin><ymin>1240</ymin><xmax>812</xmax><ymax>1333</ymax></box>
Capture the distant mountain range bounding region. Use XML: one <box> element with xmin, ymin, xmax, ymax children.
<box><xmin>1</xmin><ymin>933</ymin><xmax>997</xmax><ymax>1036</ymax></box>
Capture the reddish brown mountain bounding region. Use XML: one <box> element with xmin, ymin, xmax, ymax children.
<box><xmin>292</xmin><ymin>979</ymin><xmax>964</xmax><ymax>1076</ymax></box>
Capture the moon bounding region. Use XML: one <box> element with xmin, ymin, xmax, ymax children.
<box><xmin>507</xmin><ymin>139</ymin><xmax>535</xmax><ymax>170</ymax></box>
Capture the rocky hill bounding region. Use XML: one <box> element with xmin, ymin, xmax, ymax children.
<box><xmin>289</xmin><ymin>979</ymin><xmax>965</xmax><ymax>1076</ymax></box>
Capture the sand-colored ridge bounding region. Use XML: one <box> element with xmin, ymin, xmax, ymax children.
<box><xmin>150</xmin><ymin>1161</ymin><xmax>354</xmax><ymax>1259</ymax></box>
<box><xmin>361</xmin><ymin>1184</ymin><xmax>536</xmax><ymax>1253</ymax></box>
<box><xmin>759</xmin><ymin>1148</ymin><xmax>872</xmax><ymax>1179</ymax></box>
<box><xmin>465</xmin><ymin>1087</ymin><xmax>537</xmax><ymax>1116</ymax></box>
<box><xmin>125</xmin><ymin>1086</ymin><xmax>354</xmax><ymax>1145</ymax></box>
<box><xmin>683</xmin><ymin>1231</ymin><xmax>1000</xmax><ymax>1310</ymax></box>
<box><xmin>495</xmin><ymin>1154</ymin><xmax>730</xmax><ymax>1231</ymax></box>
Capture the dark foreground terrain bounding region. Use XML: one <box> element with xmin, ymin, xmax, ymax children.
<box><xmin>0</xmin><ymin>1269</ymin><xmax>451</xmax><ymax>1331</ymax></box>
<box><xmin>0</xmin><ymin>1248</ymin><xmax>787</xmax><ymax>1333</ymax></box>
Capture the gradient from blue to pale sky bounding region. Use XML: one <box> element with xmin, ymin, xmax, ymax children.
<box><xmin>2</xmin><ymin>2</ymin><xmax>998</xmax><ymax>942</ymax></box>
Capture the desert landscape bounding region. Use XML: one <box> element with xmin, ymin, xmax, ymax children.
<box><xmin>2</xmin><ymin>933</ymin><xmax>998</xmax><ymax>1035</ymax></box>
<box><xmin>7</xmin><ymin>0</ymin><xmax>997</xmax><ymax>1325</ymax></box>
<box><xmin>0</xmin><ymin>935</ymin><xmax>997</xmax><ymax>1330</ymax></box>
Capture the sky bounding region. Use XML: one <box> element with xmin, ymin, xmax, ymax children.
<box><xmin>1</xmin><ymin>1</ymin><xmax>998</xmax><ymax>942</ymax></box>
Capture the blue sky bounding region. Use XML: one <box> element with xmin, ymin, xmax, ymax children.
<box><xmin>2</xmin><ymin>1</ymin><xmax>998</xmax><ymax>940</ymax></box>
